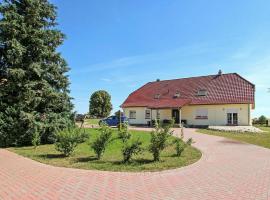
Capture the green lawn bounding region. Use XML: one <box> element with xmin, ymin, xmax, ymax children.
<box><xmin>9</xmin><ymin>129</ymin><xmax>201</xmax><ymax>172</ymax></box>
<box><xmin>197</xmin><ymin>125</ymin><xmax>270</xmax><ymax>149</ymax></box>
<box><xmin>84</xmin><ymin>118</ymin><xmax>100</xmax><ymax>125</ymax></box>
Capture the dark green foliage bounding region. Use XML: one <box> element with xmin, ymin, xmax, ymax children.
<box><xmin>91</xmin><ymin>123</ymin><xmax>112</xmax><ymax>159</ymax></box>
<box><xmin>55</xmin><ymin>128</ymin><xmax>84</xmax><ymax>156</ymax></box>
<box><xmin>258</xmin><ymin>115</ymin><xmax>267</xmax><ymax>125</ymax></box>
<box><xmin>122</xmin><ymin>139</ymin><xmax>142</xmax><ymax>163</ymax></box>
<box><xmin>89</xmin><ymin>90</ymin><xmax>112</xmax><ymax>118</ymax></box>
<box><xmin>0</xmin><ymin>0</ymin><xmax>73</xmax><ymax>147</ymax></box>
<box><xmin>118</xmin><ymin>122</ymin><xmax>131</xmax><ymax>143</ymax></box>
<box><xmin>149</xmin><ymin>120</ymin><xmax>173</xmax><ymax>161</ymax></box>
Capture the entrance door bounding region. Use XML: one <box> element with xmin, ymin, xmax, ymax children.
<box><xmin>227</xmin><ymin>113</ymin><xmax>238</xmax><ymax>125</ymax></box>
<box><xmin>172</xmin><ymin>109</ymin><xmax>180</xmax><ymax>124</ymax></box>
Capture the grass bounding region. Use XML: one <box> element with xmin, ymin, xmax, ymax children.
<box><xmin>84</xmin><ymin>118</ymin><xmax>100</xmax><ymax>125</ymax></box>
<box><xmin>9</xmin><ymin>128</ymin><xmax>201</xmax><ymax>172</ymax></box>
<box><xmin>197</xmin><ymin>125</ymin><xmax>270</xmax><ymax>149</ymax></box>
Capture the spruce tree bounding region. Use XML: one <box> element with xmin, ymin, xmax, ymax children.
<box><xmin>0</xmin><ymin>0</ymin><xmax>74</xmax><ymax>147</ymax></box>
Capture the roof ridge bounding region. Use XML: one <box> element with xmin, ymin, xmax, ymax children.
<box><xmin>149</xmin><ymin>73</ymin><xmax>236</xmax><ymax>83</ymax></box>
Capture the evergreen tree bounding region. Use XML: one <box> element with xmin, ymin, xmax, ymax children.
<box><xmin>0</xmin><ymin>0</ymin><xmax>74</xmax><ymax>147</ymax></box>
<box><xmin>89</xmin><ymin>90</ymin><xmax>112</xmax><ymax>118</ymax></box>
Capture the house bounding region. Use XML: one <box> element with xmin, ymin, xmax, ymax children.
<box><xmin>121</xmin><ymin>71</ymin><xmax>255</xmax><ymax>126</ymax></box>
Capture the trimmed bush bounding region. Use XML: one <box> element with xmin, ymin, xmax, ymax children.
<box><xmin>122</xmin><ymin>139</ymin><xmax>142</xmax><ymax>163</ymax></box>
<box><xmin>91</xmin><ymin>123</ymin><xmax>112</xmax><ymax>159</ymax></box>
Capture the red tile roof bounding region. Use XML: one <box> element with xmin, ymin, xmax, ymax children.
<box><xmin>121</xmin><ymin>73</ymin><xmax>255</xmax><ymax>109</ymax></box>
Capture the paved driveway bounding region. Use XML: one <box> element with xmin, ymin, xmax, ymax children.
<box><xmin>1</xmin><ymin>128</ymin><xmax>270</xmax><ymax>200</ymax></box>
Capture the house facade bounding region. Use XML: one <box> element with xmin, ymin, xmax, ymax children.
<box><xmin>121</xmin><ymin>72</ymin><xmax>255</xmax><ymax>126</ymax></box>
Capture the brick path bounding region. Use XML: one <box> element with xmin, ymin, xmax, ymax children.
<box><xmin>1</xmin><ymin>128</ymin><xmax>270</xmax><ymax>200</ymax></box>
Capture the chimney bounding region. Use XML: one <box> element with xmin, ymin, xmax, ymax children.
<box><xmin>218</xmin><ymin>69</ymin><xmax>222</xmax><ymax>76</ymax></box>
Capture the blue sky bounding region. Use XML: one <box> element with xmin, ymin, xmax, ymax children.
<box><xmin>52</xmin><ymin>0</ymin><xmax>270</xmax><ymax>117</ymax></box>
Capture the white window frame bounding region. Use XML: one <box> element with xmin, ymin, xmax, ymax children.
<box><xmin>145</xmin><ymin>109</ymin><xmax>150</xmax><ymax>119</ymax></box>
<box><xmin>195</xmin><ymin>108</ymin><xmax>208</xmax><ymax>119</ymax></box>
<box><xmin>156</xmin><ymin>110</ymin><xmax>160</xmax><ymax>119</ymax></box>
<box><xmin>129</xmin><ymin>110</ymin><xmax>136</xmax><ymax>119</ymax></box>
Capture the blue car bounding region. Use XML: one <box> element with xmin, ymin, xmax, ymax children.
<box><xmin>99</xmin><ymin>116</ymin><xmax>129</xmax><ymax>126</ymax></box>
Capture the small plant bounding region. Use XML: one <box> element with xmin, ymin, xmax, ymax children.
<box><xmin>174</xmin><ymin>138</ymin><xmax>185</xmax><ymax>157</ymax></box>
<box><xmin>91</xmin><ymin>123</ymin><xmax>112</xmax><ymax>159</ymax></box>
<box><xmin>32</xmin><ymin>131</ymin><xmax>40</xmax><ymax>150</ymax></box>
<box><xmin>186</xmin><ymin>138</ymin><xmax>193</xmax><ymax>146</ymax></box>
<box><xmin>173</xmin><ymin>137</ymin><xmax>194</xmax><ymax>157</ymax></box>
<box><xmin>118</xmin><ymin>122</ymin><xmax>131</xmax><ymax>143</ymax></box>
<box><xmin>122</xmin><ymin>138</ymin><xmax>142</xmax><ymax>163</ymax></box>
<box><xmin>149</xmin><ymin>120</ymin><xmax>173</xmax><ymax>161</ymax></box>
<box><xmin>55</xmin><ymin>128</ymin><xmax>83</xmax><ymax>156</ymax></box>
<box><xmin>76</xmin><ymin>130</ymin><xmax>89</xmax><ymax>143</ymax></box>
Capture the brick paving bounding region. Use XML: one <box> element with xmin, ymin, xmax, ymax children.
<box><xmin>1</xmin><ymin>128</ymin><xmax>270</xmax><ymax>200</ymax></box>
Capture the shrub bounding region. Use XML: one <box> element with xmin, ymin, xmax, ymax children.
<box><xmin>258</xmin><ymin>115</ymin><xmax>267</xmax><ymax>125</ymax></box>
<box><xmin>149</xmin><ymin>120</ymin><xmax>173</xmax><ymax>161</ymax></box>
<box><xmin>186</xmin><ymin>138</ymin><xmax>193</xmax><ymax>146</ymax></box>
<box><xmin>32</xmin><ymin>131</ymin><xmax>41</xmax><ymax>149</ymax></box>
<box><xmin>55</xmin><ymin>128</ymin><xmax>83</xmax><ymax>156</ymax></box>
<box><xmin>76</xmin><ymin>130</ymin><xmax>89</xmax><ymax>143</ymax></box>
<box><xmin>118</xmin><ymin>122</ymin><xmax>131</xmax><ymax>143</ymax></box>
<box><xmin>122</xmin><ymin>139</ymin><xmax>142</xmax><ymax>163</ymax></box>
<box><xmin>174</xmin><ymin>138</ymin><xmax>185</xmax><ymax>157</ymax></box>
<box><xmin>91</xmin><ymin>123</ymin><xmax>112</xmax><ymax>159</ymax></box>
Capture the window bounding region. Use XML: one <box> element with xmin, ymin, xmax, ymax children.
<box><xmin>195</xmin><ymin>108</ymin><xmax>208</xmax><ymax>119</ymax></box>
<box><xmin>145</xmin><ymin>110</ymin><xmax>150</xmax><ymax>119</ymax></box>
<box><xmin>174</xmin><ymin>90</ymin><xmax>180</xmax><ymax>98</ymax></box>
<box><xmin>227</xmin><ymin>109</ymin><xmax>238</xmax><ymax>125</ymax></box>
<box><xmin>154</xmin><ymin>94</ymin><xmax>161</xmax><ymax>99</ymax></box>
<box><xmin>156</xmin><ymin>110</ymin><xmax>160</xmax><ymax>119</ymax></box>
<box><xmin>129</xmin><ymin>110</ymin><xmax>136</xmax><ymax>119</ymax></box>
<box><xmin>197</xmin><ymin>89</ymin><xmax>207</xmax><ymax>96</ymax></box>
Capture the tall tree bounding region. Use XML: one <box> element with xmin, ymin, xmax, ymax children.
<box><xmin>0</xmin><ymin>0</ymin><xmax>73</xmax><ymax>147</ymax></box>
<box><xmin>89</xmin><ymin>90</ymin><xmax>112</xmax><ymax>118</ymax></box>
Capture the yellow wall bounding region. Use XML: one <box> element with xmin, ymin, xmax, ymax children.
<box><xmin>124</xmin><ymin>104</ymin><xmax>252</xmax><ymax>126</ymax></box>
<box><xmin>181</xmin><ymin>104</ymin><xmax>252</xmax><ymax>126</ymax></box>
<box><xmin>123</xmin><ymin>107</ymin><xmax>172</xmax><ymax>125</ymax></box>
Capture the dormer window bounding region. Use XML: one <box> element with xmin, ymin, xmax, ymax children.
<box><xmin>197</xmin><ymin>89</ymin><xmax>207</xmax><ymax>96</ymax></box>
<box><xmin>154</xmin><ymin>94</ymin><xmax>161</xmax><ymax>99</ymax></box>
<box><xmin>174</xmin><ymin>91</ymin><xmax>180</xmax><ymax>98</ymax></box>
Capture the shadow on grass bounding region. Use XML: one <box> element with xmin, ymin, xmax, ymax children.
<box><xmin>112</xmin><ymin>158</ymin><xmax>155</xmax><ymax>166</ymax></box>
<box><xmin>75</xmin><ymin>156</ymin><xmax>98</xmax><ymax>162</ymax></box>
<box><xmin>38</xmin><ymin>154</ymin><xmax>66</xmax><ymax>159</ymax></box>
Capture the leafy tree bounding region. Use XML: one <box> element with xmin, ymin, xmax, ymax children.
<box><xmin>0</xmin><ymin>0</ymin><xmax>73</xmax><ymax>147</ymax></box>
<box><xmin>258</xmin><ymin>115</ymin><xmax>267</xmax><ymax>125</ymax></box>
<box><xmin>89</xmin><ymin>90</ymin><xmax>112</xmax><ymax>118</ymax></box>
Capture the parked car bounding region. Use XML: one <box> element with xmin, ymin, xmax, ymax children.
<box><xmin>99</xmin><ymin>116</ymin><xmax>129</xmax><ymax>126</ymax></box>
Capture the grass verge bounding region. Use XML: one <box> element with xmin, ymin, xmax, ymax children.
<box><xmin>197</xmin><ymin>125</ymin><xmax>270</xmax><ymax>149</ymax></box>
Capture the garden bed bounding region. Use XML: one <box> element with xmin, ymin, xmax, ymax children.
<box><xmin>9</xmin><ymin>128</ymin><xmax>201</xmax><ymax>172</ymax></box>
